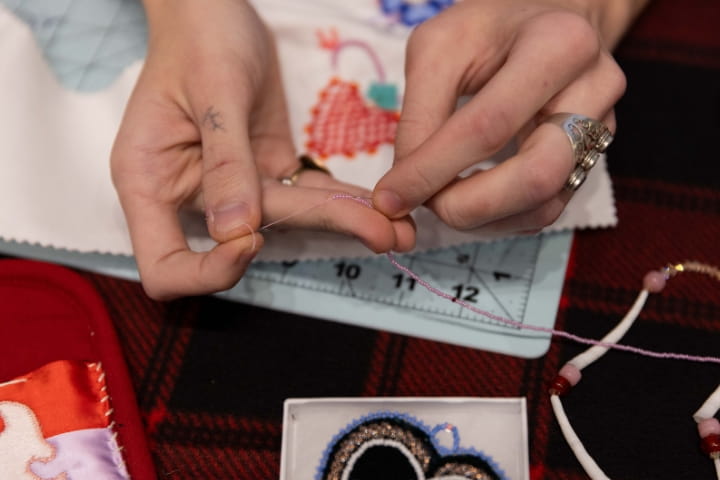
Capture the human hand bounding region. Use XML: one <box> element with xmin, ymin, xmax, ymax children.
<box><xmin>373</xmin><ymin>0</ymin><xmax>646</xmax><ymax>234</ymax></box>
<box><xmin>112</xmin><ymin>0</ymin><xmax>414</xmax><ymax>300</ymax></box>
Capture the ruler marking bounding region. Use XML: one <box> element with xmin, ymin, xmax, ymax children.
<box><xmin>244</xmin><ymin>266</ymin><xmax>533</xmax><ymax>326</ymax></box>
<box><xmin>469</xmin><ymin>267</ymin><xmax>518</xmax><ymax>324</ymax></box>
<box><xmin>243</xmin><ymin>234</ymin><xmax>546</xmax><ymax>326</ymax></box>
<box><xmin>517</xmin><ymin>236</ymin><xmax>542</xmax><ymax>323</ymax></box>
<box><xmin>497</xmin><ymin>238</ymin><xmax>514</xmax><ymax>266</ymax></box>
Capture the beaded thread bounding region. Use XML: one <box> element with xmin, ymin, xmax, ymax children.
<box><xmin>260</xmin><ymin>194</ymin><xmax>720</xmax><ymax>365</ymax></box>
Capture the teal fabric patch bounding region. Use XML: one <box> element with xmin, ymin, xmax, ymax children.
<box><xmin>367</xmin><ymin>82</ymin><xmax>398</xmax><ymax>110</ymax></box>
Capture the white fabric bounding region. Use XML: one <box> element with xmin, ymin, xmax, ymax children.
<box><xmin>0</xmin><ymin>2</ymin><xmax>617</xmax><ymax>261</ymax></box>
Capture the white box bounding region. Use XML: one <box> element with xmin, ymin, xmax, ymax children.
<box><xmin>280</xmin><ymin>397</ymin><xmax>529</xmax><ymax>480</ymax></box>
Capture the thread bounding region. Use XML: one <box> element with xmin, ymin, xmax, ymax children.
<box><xmin>259</xmin><ymin>192</ymin><xmax>720</xmax><ymax>365</ymax></box>
<box><xmin>260</xmin><ymin>197</ymin><xmax>335</xmax><ymax>231</ymax></box>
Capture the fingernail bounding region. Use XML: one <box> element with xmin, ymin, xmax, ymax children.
<box><xmin>207</xmin><ymin>202</ymin><xmax>251</xmax><ymax>235</ymax></box>
<box><xmin>374</xmin><ymin>189</ymin><xmax>404</xmax><ymax>217</ymax></box>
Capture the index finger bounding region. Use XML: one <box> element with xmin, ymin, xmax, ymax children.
<box><xmin>121</xmin><ymin>196</ymin><xmax>262</xmax><ymax>301</ymax></box>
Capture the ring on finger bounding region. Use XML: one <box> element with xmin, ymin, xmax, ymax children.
<box><xmin>545</xmin><ymin>112</ymin><xmax>613</xmax><ymax>159</ymax></box>
<box><xmin>279</xmin><ymin>154</ymin><xmax>331</xmax><ymax>186</ymax></box>
<box><xmin>543</xmin><ymin>113</ymin><xmax>613</xmax><ymax>192</ymax></box>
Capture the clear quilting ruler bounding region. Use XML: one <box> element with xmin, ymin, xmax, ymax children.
<box><xmin>225</xmin><ymin>233</ymin><xmax>571</xmax><ymax>357</ymax></box>
<box><xmin>0</xmin><ymin>0</ymin><xmax>573</xmax><ymax>357</ymax></box>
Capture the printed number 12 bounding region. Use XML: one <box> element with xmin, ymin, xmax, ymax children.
<box><xmin>452</xmin><ymin>284</ymin><xmax>479</xmax><ymax>303</ymax></box>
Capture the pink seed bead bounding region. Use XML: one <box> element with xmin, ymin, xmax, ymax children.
<box><xmin>643</xmin><ymin>270</ymin><xmax>667</xmax><ymax>293</ymax></box>
<box><xmin>698</xmin><ymin>418</ymin><xmax>720</xmax><ymax>438</ymax></box>
<box><xmin>558</xmin><ymin>363</ymin><xmax>582</xmax><ymax>386</ymax></box>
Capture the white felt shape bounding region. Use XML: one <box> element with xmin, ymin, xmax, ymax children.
<box><xmin>0</xmin><ymin>401</ymin><xmax>62</xmax><ymax>480</ymax></box>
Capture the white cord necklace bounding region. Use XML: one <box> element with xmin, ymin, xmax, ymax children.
<box><xmin>549</xmin><ymin>261</ymin><xmax>720</xmax><ymax>479</ymax></box>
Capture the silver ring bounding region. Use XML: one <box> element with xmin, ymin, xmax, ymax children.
<box><xmin>544</xmin><ymin>113</ymin><xmax>613</xmax><ymax>192</ymax></box>
<box><xmin>279</xmin><ymin>154</ymin><xmax>331</xmax><ymax>186</ymax></box>
<box><xmin>545</xmin><ymin>112</ymin><xmax>613</xmax><ymax>160</ymax></box>
<box><xmin>564</xmin><ymin>166</ymin><xmax>588</xmax><ymax>192</ymax></box>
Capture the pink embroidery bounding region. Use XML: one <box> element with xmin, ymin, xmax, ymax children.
<box><xmin>305</xmin><ymin>77</ymin><xmax>399</xmax><ymax>158</ymax></box>
<box><xmin>317</xmin><ymin>29</ymin><xmax>388</xmax><ymax>83</ymax></box>
<box><xmin>305</xmin><ymin>30</ymin><xmax>400</xmax><ymax>159</ymax></box>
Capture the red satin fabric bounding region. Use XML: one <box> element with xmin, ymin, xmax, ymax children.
<box><xmin>0</xmin><ymin>259</ymin><xmax>157</xmax><ymax>480</ymax></box>
<box><xmin>0</xmin><ymin>360</ymin><xmax>109</xmax><ymax>438</ymax></box>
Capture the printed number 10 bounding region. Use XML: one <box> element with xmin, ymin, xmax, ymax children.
<box><xmin>334</xmin><ymin>262</ymin><xmax>361</xmax><ymax>280</ymax></box>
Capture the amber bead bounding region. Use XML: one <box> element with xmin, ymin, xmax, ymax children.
<box><xmin>549</xmin><ymin>375</ymin><xmax>572</xmax><ymax>396</ymax></box>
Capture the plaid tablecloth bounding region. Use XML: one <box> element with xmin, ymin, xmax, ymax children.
<box><xmin>10</xmin><ymin>0</ymin><xmax>720</xmax><ymax>478</ymax></box>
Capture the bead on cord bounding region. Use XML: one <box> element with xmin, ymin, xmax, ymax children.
<box><xmin>550</xmin><ymin>262</ymin><xmax>720</xmax><ymax>480</ymax></box>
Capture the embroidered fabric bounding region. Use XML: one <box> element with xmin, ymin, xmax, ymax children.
<box><xmin>0</xmin><ymin>0</ymin><xmax>618</xmax><ymax>262</ymax></box>
<box><xmin>0</xmin><ymin>360</ymin><xmax>130</xmax><ymax>480</ymax></box>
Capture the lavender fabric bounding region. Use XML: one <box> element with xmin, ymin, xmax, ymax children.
<box><xmin>31</xmin><ymin>428</ymin><xmax>129</xmax><ymax>480</ymax></box>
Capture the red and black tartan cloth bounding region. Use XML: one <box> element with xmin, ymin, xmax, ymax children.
<box><xmin>4</xmin><ymin>1</ymin><xmax>720</xmax><ymax>479</ymax></box>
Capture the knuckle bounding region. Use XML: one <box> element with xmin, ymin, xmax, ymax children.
<box><xmin>604</xmin><ymin>58</ymin><xmax>628</xmax><ymax>101</ymax></box>
<box><xmin>559</xmin><ymin>13</ymin><xmax>599</xmax><ymax>55</ymax></box>
<box><xmin>532</xmin><ymin>202</ymin><xmax>565</xmax><ymax>229</ymax></box>
<box><xmin>537</xmin><ymin>12</ymin><xmax>600</xmax><ymax>64</ymax></box>
<box><xmin>109</xmin><ymin>155</ymin><xmax>124</xmax><ymax>189</ymax></box>
<box><xmin>317</xmin><ymin>213</ymin><xmax>338</xmax><ymax>234</ymax></box>
<box><xmin>465</xmin><ymin>108</ymin><xmax>513</xmax><ymax>155</ymax></box>
<box><xmin>196</xmin><ymin>258</ymin><xmax>241</xmax><ymax>295</ymax></box>
<box><xmin>523</xmin><ymin>161</ymin><xmax>564</xmax><ymax>205</ymax></box>
<box><xmin>407</xmin><ymin>160</ymin><xmax>440</xmax><ymax>197</ymax></box>
<box><xmin>109</xmin><ymin>137</ymin><xmax>134</xmax><ymax>189</ymax></box>
<box><xmin>434</xmin><ymin>197</ymin><xmax>478</xmax><ymax>231</ymax></box>
<box><xmin>405</xmin><ymin>17</ymin><xmax>454</xmax><ymax>77</ymax></box>
<box><xmin>203</xmin><ymin>145</ymin><xmax>238</xmax><ymax>180</ymax></box>
<box><xmin>406</xmin><ymin>20</ymin><xmax>437</xmax><ymax>59</ymax></box>
<box><xmin>141</xmin><ymin>275</ymin><xmax>174</xmax><ymax>301</ymax></box>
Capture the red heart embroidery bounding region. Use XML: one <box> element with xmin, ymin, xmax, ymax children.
<box><xmin>305</xmin><ymin>77</ymin><xmax>400</xmax><ymax>158</ymax></box>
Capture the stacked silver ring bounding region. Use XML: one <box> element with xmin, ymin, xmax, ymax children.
<box><xmin>545</xmin><ymin>113</ymin><xmax>614</xmax><ymax>192</ymax></box>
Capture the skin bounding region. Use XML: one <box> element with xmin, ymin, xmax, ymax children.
<box><xmin>113</xmin><ymin>0</ymin><xmax>649</xmax><ymax>300</ymax></box>
<box><xmin>111</xmin><ymin>0</ymin><xmax>415</xmax><ymax>300</ymax></box>
<box><xmin>372</xmin><ymin>0</ymin><xmax>650</xmax><ymax>234</ymax></box>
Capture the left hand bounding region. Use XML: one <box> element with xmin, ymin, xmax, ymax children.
<box><xmin>372</xmin><ymin>0</ymin><xmax>632</xmax><ymax>234</ymax></box>
<box><xmin>111</xmin><ymin>0</ymin><xmax>415</xmax><ymax>300</ymax></box>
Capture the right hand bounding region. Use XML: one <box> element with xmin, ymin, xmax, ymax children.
<box><xmin>373</xmin><ymin>0</ymin><xmax>635</xmax><ymax>235</ymax></box>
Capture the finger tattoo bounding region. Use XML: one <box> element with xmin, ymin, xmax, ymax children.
<box><xmin>202</xmin><ymin>106</ymin><xmax>226</xmax><ymax>132</ymax></box>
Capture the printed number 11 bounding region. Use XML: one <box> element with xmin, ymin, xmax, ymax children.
<box><xmin>392</xmin><ymin>273</ymin><xmax>416</xmax><ymax>291</ymax></box>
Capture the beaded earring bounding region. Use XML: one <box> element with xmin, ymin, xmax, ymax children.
<box><xmin>316</xmin><ymin>411</ymin><xmax>508</xmax><ymax>480</ymax></box>
<box><xmin>549</xmin><ymin>262</ymin><xmax>720</xmax><ymax>479</ymax></box>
